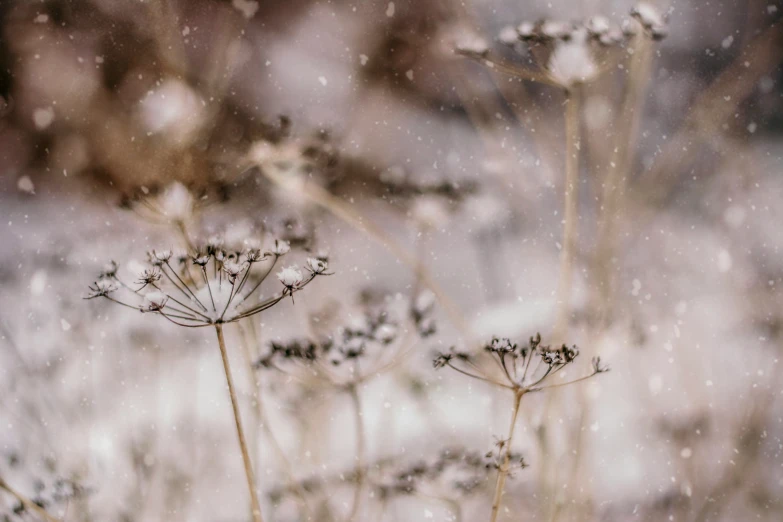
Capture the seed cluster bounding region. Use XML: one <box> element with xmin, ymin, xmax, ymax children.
<box><xmin>85</xmin><ymin>238</ymin><xmax>329</xmax><ymax>327</ymax></box>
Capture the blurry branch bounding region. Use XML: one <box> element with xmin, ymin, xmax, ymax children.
<box><xmin>456</xmin><ymin>49</ymin><xmax>562</xmax><ymax>88</ymax></box>
<box><xmin>690</xmin><ymin>361</ymin><xmax>782</xmax><ymax>522</ymax></box>
<box><xmin>259</xmin><ymin>168</ymin><xmax>473</xmax><ymax>342</ymax></box>
<box><xmin>637</xmin><ymin>22</ymin><xmax>783</xmax><ymax>205</ymax></box>
<box><xmin>552</xmin><ymin>87</ymin><xmax>582</xmax><ymax>344</ymax></box>
<box><xmin>592</xmin><ymin>33</ymin><xmax>654</xmax><ymax>326</ymax></box>
<box><xmin>0</xmin><ymin>477</ymin><xmax>61</xmax><ymax>522</ymax></box>
<box><xmin>346</xmin><ymin>383</ymin><xmax>366</xmax><ymax>522</ymax></box>
<box><xmin>489</xmin><ymin>390</ymin><xmax>524</xmax><ymax>522</ymax></box>
<box><xmin>235</xmin><ymin>322</ymin><xmax>319</xmax><ymax>521</ymax></box>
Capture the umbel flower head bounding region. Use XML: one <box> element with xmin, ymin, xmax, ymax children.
<box><xmin>434</xmin><ymin>333</ymin><xmax>608</xmax><ymax>392</ymax></box>
<box><xmin>458</xmin><ymin>3</ymin><xmax>669</xmax><ymax>90</ymax></box>
<box><xmin>84</xmin><ymin>239</ymin><xmax>330</xmax><ymax>327</ymax></box>
<box><xmin>255</xmin><ymin>290</ymin><xmax>437</xmax><ymax>384</ymax></box>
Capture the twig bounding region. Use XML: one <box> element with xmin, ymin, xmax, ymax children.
<box><xmin>489</xmin><ymin>390</ymin><xmax>524</xmax><ymax>522</ymax></box>
<box><xmin>552</xmin><ymin>88</ymin><xmax>581</xmax><ymax>344</ymax></box>
<box><xmin>346</xmin><ymin>383</ymin><xmax>366</xmax><ymax>522</ymax></box>
<box><xmin>0</xmin><ymin>477</ymin><xmax>61</xmax><ymax>522</ymax></box>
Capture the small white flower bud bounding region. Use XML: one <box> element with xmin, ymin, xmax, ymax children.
<box><xmin>144</xmin><ymin>291</ymin><xmax>169</xmax><ymax>311</ymax></box>
<box><xmin>277</xmin><ymin>266</ymin><xmax>303</xmax><ymax>289</ymax></box>
<box><xmin>158</xmin><ymin>182</ymin><xmax>194</xmax><ymax>222</ymax></box>
<box><xmin>270</xmin><ymin>239</ymin><xmax>291</xmax><ymax>256</ymax></box>
<box><xmin>223</xmin><ymin>261</ymin><xmax>244</xmax><ymax>282</ymax></box>
<box><xmin>498</xmin><ymin>26</ymin><xmax>519</xmax><ymax>46</ymax></box>
<box><xmin>306</xmin><ymin>257</ymin><xmax>328</xmax><ymax>274</ymax></box>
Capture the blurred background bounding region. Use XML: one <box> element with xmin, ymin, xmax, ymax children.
<box><xmin>1</xmin><ymin>0</ymin><xmax>782</xmax><ymax>521</ymax></box>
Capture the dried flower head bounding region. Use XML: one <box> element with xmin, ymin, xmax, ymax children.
<box><xmin>85</xmin><ymin>238</ymin><xmax>328</xmax><ymax>326</ymax></box>
<box><xmin>434</xmin><ymin>333</ymin><xmax>606</xmax><ymax>392</ymax></box>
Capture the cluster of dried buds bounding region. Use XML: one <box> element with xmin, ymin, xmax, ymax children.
<box><xmin>1</xmin><ymin>453</ymin><xmax>87</xmax><ymax>521</ymax></box>
<box><xmin>268</xmin><ymin>445</ymin><xmax>516</xmax><ymax>506</ymax></box>
<box><xmin>381</xmin><ymin>444</ymin><xmax>528</xmax><ymax>499</ymax></box>
<box><xmin>457</xmin><ymin>2</ymin><xmax>669</xmax><ymax>89</ymax></box>
<box><xmin>256</xmin><ymin>291</ymin><xmax>436</xmax><ymax>382</ymax></box>
<box><xmin>85</xmin><ymin>238</ymin><xmax>329</xmax><ymax>327</ymax></box>
<box><xmin>434</xmin><ymin>333</ymin><xmax>608</xmax><ymax>392</ymax></box>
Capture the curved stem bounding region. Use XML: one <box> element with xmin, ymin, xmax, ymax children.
<box><xmin>552</xmin><ymin>89</ymin><xmax>581</xmax><ymax>344</ymax></box>
<box><xmin>489</xmin><ymin>390</ymin><xmax>523</xmax><ymax>522</ymax></box>
<box><xmin>214</xmin><ymin>325</ymin><xmax>264</xmax><ymax>522</ymax></box>
<box><xmin>346</xmin><ymin>383</ymin><xmax>366</xmax><ymax>522</ymax></box>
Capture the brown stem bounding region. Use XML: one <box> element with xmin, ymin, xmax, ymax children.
<box><xmin>346</xmin><ymin>383</ymin><xmax>366</xmax><ymax>522</ymax></box>
<box><xmin>552</xmin><ymin>89</ymin><xmax>581</xmax><ymax>344</ymax></box>
<box><xmin>489</xmin><ymin>390</ymin><xmax>524</xmax><ymax>522</ymax></box>
<box><xmin>214</xmin><ymin>324</ymin><xmax>263</xmax><ymax>522</ymax></box>
<box><xmin>0</xmin><ymin>476</ymin><xmax>61</xmax><ymax>522</ymax></box>
<box><xmin>236</xmin><ymin>322</ymin><xmax>318</xmax><ymax>520</ymax></box>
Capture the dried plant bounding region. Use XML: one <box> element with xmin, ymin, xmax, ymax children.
<box><xmin>85</xmin><ymin>239</ymin><xmax>330</xmax><ymax>522</ymax></box>
<box><xmin>435</xmin><ymin>334</ymin><xmax>608</xmax><ymax>521</ymax></box>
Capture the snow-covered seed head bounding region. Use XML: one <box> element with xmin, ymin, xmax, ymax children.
<box><xmin>540</xmin><ymin>19</ymin><xmax>574</xmax><ymax>40</ymax></box>
<box><xmin>305</xmin><ymin>257</ymin><xmax>328</xmax><ymax>275</ymax></box>
<box><xmin>148</xmin><ymin>249</ymin><xmax>172</xmax><ymax>266</ymax></box>
<box><xmin>154</xmin><ymin>249</ymin><xmax>173</xmax><ymax>262</ymax></box>
<box><xmin>223</xmin><ymin>261</ymin><xmax>245</xmax><ymax>283</ymax></box>
<box><xmin>277</xmin><ymin>266</ymin><xmax>304</xmax><ymax>289</ymax></box>
<box><xmin>206</xmin><ymin>235</ymin><xmax>224</xmax><ymax>255</ymax></box>
<box><xmin>143</xmin><ymin>291</ymin><xmax>169</xmax><ymax>311</ymax></box>
<box><xmin>498</xmin><ymin>25</ymin><xmax>520</xmax><ymax>46</ymax></box>
<box><xmin>158</xmin><ymin>182</ymin><xmax>194</xmax><ymax>222</ymax></box>
<box><xmin>138</xmin><ymin>268</ymin><xmax>162</xmax><ymax>285</ymax></box>
<box><xmin>546</xmin><ymin>33</ymin><xmax>599</xmax><ymax>88</ymax></box>
<box><xmin>87</xmin><ymin>278</ymin><xmax>119</xmax><ymax>298</ymax></box>
<box><xmin>101</xmin><ymin>260</ymin><xmax>119</xmax><ymax>278</ymax></box>
<box><xmin>586</xmin><ymin>15</ymin><xmax>611</xmax><ymax>36</ymax></box>
<box><xmin>631</xmin><ymin>2</ymin><xmax>668</xmax><ymax>39</ymax></box>
<box><xmin>270</xmin><ymin>239</ymin><xmax>291</xmax><ymax>256</ymax></box>
<box><xmin>517</xmin><ymin>21</ymin><xmax>536</xmax><ymax>40</ymax></box>
<box><xmin>455</xmin><ymin>35</ymin><xmax>490</xmax><ymax>57</ymax></box>
<box><xmin>245</xmin><ymin>248</ymin><xmax>265</xmax><ymax>263</ymax></box>
<box><xmin>374</xmin><ymin>323</ymin><xmax>398</xmax><ymax>344</ymax></box>
<box><xmin>413</xmin><ymin>290</ymin><xmax>436</xmax><ymax>317</ymax></box>
<box><xmin>562</xmin><ymin>344</ymin><xmax>579</xmax><ymax>362</ymax></box>
<box><xmin>488</xmin><ymin>337</ymin><xmax>515</xmax><ymax>353</ymax></box>
<box><xmin>192</xmin><ymin>254</ymin><xmax>210</xmax><ymax>266</ymax></box>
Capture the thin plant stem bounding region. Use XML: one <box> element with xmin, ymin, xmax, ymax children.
<box><xmin>0</xmin><ymin>476</ymin><xmax>61</xmax><ymax>522</ymax></box>
<box><xmin>593</xmin><ymin>33</ymin><xmax>652</xmax><ymax>326</ymax></box>
<box><xmin>235</xmin><ymin>322</ymin><xmax>319</xmax><ymax>521</ymax></box>
<box><xmin>346</xmin><ymin>383</ymin><xmax>366</xmax><ymax>522</ymax></box>
<box><xmin>552</xmin><ymin>88</ymin><xmax>581</xmax><ymax>344</ymax></box>
<box><xmin>214</xmin><ymin>324</ymin><xmax>264</xmax><ymax>522</ymax></box>
<box><xmin>489</xmin><ymin>390</ymin><xmax>524</xmax><ymax>522</ymax></box>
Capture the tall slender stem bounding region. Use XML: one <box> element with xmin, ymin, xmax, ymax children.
<box><xmin>236</xmin><ymin>322</ymin><xmax>318</xmax><ymax>520</ymax></box>
<box><xmin>489</xmin><ymin>390</ymin><xmax>524</xmax><ymax>522</ymax></box>
<box><xmin>0</xmin><ymin>476</ymin><xmax>61</xmax><ymax>522</ymax></box>
<box><xmin>552</xmin><ymin>89</ymin><xmax>581</xmax><ymax>344</ymax></box>
<box><xmin>346</xmin><ymin>383</ymin><xmax>366</xmax><ymax>522</ymax></box>
<box><xmin>214</xmin><ymin>324</ymin><xmax>264</xmax><ymax>522</ymax></box>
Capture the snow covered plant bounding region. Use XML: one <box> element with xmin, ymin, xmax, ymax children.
<box><xmin>434</xmin><ymin>334</ymin><xmax>609</xmax><ymax>522</ymax></box>
<box><xmin>84</xmin><ymin>239</ymin><xmax>330</xmax><ymax>522</ymax></box>
<box><xmin>457</xmin><ymin>3</ymin><xmax>669</xmax><ymax>90</ymax></box>
<box><xmin>255</xmin><ymin>291</ymin><xmax>437</xmax><ymax>521</ymax></box>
